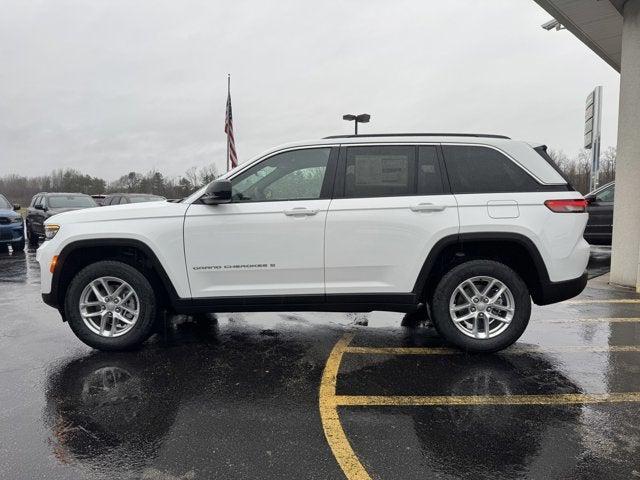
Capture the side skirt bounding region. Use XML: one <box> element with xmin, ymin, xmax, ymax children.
<box><xmin>172</xmin><ymin>293</ymin><xmax>420</xmax><ymax>314</ymax></box>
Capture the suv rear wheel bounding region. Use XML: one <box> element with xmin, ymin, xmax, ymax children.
<box><xmin>64</xmin><ymin>260</ymin><xmax>158</xmax><ymax>351</ymax></box>
<box><xmin>431</xmin><ymin>260</ymin><xmax>530</xmax><ymax>353</ymax></box>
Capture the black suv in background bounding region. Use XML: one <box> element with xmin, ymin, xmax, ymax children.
<box><xmin>26</xmin><ymin>193</ymin><xmax>97</xmax><ymax>245</ymax></box>
<box><xmin>584</xmin><ymin>181</ymin><xmax>614</xmax><ymax>245</ymax></box>
<box><xmin>102</xmin><ymin>193</ymin><xmax>166</xmax><ymax>206</ymax></box>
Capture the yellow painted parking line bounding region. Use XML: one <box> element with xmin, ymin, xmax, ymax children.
<box><xmin>319</xmin><ymin>333</ymin><xmax>371</xmax><ymax>480</ymax></box>
<box><xmin>564</xmin><ymin>299</ymin><xmax>640</xmax><ymax>304</ymax></box>
<box><xmin>537</xmin><ymin>317</ymin><xmax>640</xmax><ymax>323</ymax></box>
<box><xmin>319</xmin><ymin>334</ymin><xmax>640</xmax><ymax>480</ymax></box>
<box><xmin>345</xmin><ymin>346</ymin><xmax>456</xmax><ymax>355</ymax></box>
<box><xmin>343</xmin><ymin>345</ymin><xmax>640</xmax><ymax>355</ymax></box>
<box><xmin>335</xmin><ymin>392</ymin><xmax>640</xmax><ymax>407</ymax></box>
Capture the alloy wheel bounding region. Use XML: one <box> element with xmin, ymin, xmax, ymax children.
<box><xmin>79</xmin><ymin>276</ymin><xmax>140</xmax><ymax>337</ymax></box>
<box><xmin>448</xmin><ymin>276</ymin><xmax>515</xmax><ymax>339</ymax></box>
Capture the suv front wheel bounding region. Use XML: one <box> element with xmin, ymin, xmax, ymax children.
<box><xmin>26</xmin><ymin>224</ymin><xmax>38</xmax><ymax>246</ymax></box>
<box><xmin>431</xmin><ymin>260</ymin><xmax>531</xmax><ymax>353</ymax></box>
<box><xmin>64</xmin><ymin>260</ymin><xmax>158</xmax><ymax>351</ymax></box>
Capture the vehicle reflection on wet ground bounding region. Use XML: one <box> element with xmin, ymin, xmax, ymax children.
<box><xmin>1</xmin><ymin>246</ymin><xmax>639</xmax><ymax>479</ymax></box>
<box><xmin>587</xmin><ymin>245</ymin><xmax>611</xmax><ymax>279</ymax></box>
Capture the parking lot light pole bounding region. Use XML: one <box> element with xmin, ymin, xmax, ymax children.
<box><xmin>342</xmin><ymin>113</ymin><xmax>371</xmax><ymax>135</ymax></box>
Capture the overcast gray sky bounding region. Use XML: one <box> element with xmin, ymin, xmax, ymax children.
<box><xmin>0</xmin><ymin>0</ymin><xmax>621</xmax><ymax>181</ymax></box>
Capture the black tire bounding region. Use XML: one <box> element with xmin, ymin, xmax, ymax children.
<box><xmin>431</xmin><ymin>259</ymin><xmax>531</xmax><ymax>353</ymax></box>
<box><xmin>11</xmin><ymin>239</ymin><xmax>25</xmax><ymax>252</ymax></box>
<box><xmin>26</xmin><ymin>224</ymin><xmax>38</xmax><ymax>246</ymax></box>
<box><xmin>64</xmin><ymin>260</ymin><xmax>158</xmax><ymax>351</ymax></box>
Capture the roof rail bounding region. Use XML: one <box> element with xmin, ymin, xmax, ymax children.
<box><xmin>323</xmin><ymin>133</ymin><xmax>511</xmax><ymax>140</ymax></box>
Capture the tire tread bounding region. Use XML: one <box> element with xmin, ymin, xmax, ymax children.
<box><xmin>64</xmin><ymin>260</ymin><xmax>157</xmax><ymax>351</ymax></box>
<box><xmin>431</xmin><ymin>259</ymin><xmax>531</xmax><ymax>353</ymax></box>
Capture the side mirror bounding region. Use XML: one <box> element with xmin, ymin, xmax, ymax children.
<box><xmin>13</xmin><ymin>204</ymin><xmax>20</xmax><ymax>211</ymax></box>
<box><xmin>202</xmin><ymin>180</ymin><xmax>232</xmax><ymax>205</ymax></box>
<box><xmin>34</xmin><ymin>204</ymin><xmax>45</xmax><ymax>211</ymax></box>
<box><xmin>584</xmin><ymin>195</ymin><xmax>595</xmax><ymax>205</ymax></box>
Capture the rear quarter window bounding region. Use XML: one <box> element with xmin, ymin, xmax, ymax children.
<box><xmin>443</xmin><ymin>145</ymin><xmax>542</xmax><ymax>194</ymax></box>
<box><xmin>533</xmin><ymin>145</ymin><xmax>574</xmax><ymax>188</ymax></box>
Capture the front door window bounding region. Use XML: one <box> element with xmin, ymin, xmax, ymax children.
<box><xmin>231</xmin><ymin>148</ymin><xmax>331</xmax><ymax>202</ymax></box>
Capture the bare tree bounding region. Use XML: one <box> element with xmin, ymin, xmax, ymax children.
<box><xmin>547</xmin><ymin>148</ymin><xmax>615</xmax><ymax>194</ymax></box>
<box><xmin>184</xmin><ymin>167</ymin><xmax>200</xmax><ymax>188</ymax></box>
<box><xmin>599</xmin><ymin>146</ymin><xmax>616</xmax><ymax>185</ymax></box>
<box><xmin>197</xmin><ymin>165</ymin><xmax>219</xmax><ymax>185</ymax></box>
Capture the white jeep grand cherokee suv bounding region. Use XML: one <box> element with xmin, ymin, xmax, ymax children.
<box><xmin>37</xmin><ymin>134</ymin><xmax>589</xmax><ymax>352</ymax></box>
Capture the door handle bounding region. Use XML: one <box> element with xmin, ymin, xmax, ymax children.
<box><xmin>410</xmin><ymin>203</ymin><xmax>446</xmax><ymax>212</ymax></box>
<box><xmin>283</xmin><ymin>207</ymin><xmax>318</xmax><ymax>216</ymax></box>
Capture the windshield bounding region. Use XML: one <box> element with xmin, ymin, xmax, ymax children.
<box><xmin>0</xmin><ymin>195</ymin><xmax>11</xmax><ymax>210</ymax></box>
<box><xmin>48</xmin><ymin>195</ymin><xmax>96</xmax><ymax>208</ymax></box>
<box><xmin>128</xmin><ymin>195</ymin><xmax>165</xmax><ymax>203</ymax></box>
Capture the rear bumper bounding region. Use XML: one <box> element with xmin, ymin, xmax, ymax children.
<box><xmin>535</xmin><ymin>271</ymin><xmax>588</xmax><ymax>305</ymax></box>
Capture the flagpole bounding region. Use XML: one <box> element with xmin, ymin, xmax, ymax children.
<box><xmin>226</xmin><ymin>74</ymin><xmax>230</xmax><ymax>172</ymax></box>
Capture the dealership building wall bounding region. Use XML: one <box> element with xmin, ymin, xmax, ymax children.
<box><xmin>610</xmin><ymin>0</ymin><xmax>640</xmax><ymax>289</ymax></box>
<box><xmin>534</xmin><ymin>0</ymin><xmax>640</xmax><ymax>291</ymax></box>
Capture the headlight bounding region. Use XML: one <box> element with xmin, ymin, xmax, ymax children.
<box><xmin>44</xmin><ymin>224</ymin><xmax>60</xmax><ymax>240</ymax></box>
<box><xmin>11</xmin><ymin>216</ymin><xmax>23</xmax><ymax>224</ymax></box>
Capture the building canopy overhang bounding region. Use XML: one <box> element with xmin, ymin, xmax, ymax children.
<box><xmin>534</xmin><ymin>0</ymin><xmax>624</xmax><ymax>71</ymax></box>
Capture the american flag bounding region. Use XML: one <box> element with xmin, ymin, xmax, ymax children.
<box><xmin>224</xmin><ymin>76</ymin><xmax>238</xmax><ymax>170</ymax></box>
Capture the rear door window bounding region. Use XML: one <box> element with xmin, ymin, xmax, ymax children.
<box><xmin>417</xmin><ymin>146</ymin><xmax>444</xmax><ymax>195</ymax></box>
<box><xmin>344</xmin><ymin>146</ymin><xmax>416</xmax><ymax>198</ymax></box>
<box><xmin>442</xmin><ymin>145</ymin><xmax>541</xmax><ymax>194</ymax></box>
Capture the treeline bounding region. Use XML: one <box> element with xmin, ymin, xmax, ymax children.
<box><xmin>0</xmin><ymin>165</ymin><xmax>219</xmax><ymax>206</ymax></box>
<box><xmin>0</xmin><ymin>148</ymin><xmax>617</xmax><ymax>206</ymax></box>
<box><xmin>548</xmin><ymin>147</ymin><xmax>616</xmax><ymax>194</ymax></box>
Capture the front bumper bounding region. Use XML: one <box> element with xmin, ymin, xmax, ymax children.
<box><xmin>40</xmin><ymin>238</ymin><xmax>64</xmax><ymax>318</ymax></box>
<box><xmin>42</xmin><ymin>292</ymin><xmax>58</xmax><ymax>308</ymax></box>
<box><xmin>42</xmin><ymin>293</ymin><xmax>66</xmax><ymax>322</ymax></box>
<box><xmin>535</xmin><ymin>270</ymin><xmax>588</xmax><ymax>305</ymax></box>
<box><xmin>36</xmin><ymin>237</ymin><xmax>59</xmax><ymax>295</ymax></box>
<box><xmin>0</xmin><ymin>224</ymin><xmax>24</xmax><ymax>244</ymax></box>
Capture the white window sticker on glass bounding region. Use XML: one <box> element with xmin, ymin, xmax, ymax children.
<box><xmin>353</xmin><ymin>155</ymin><xmax>409</xmax><ymax>186</ymax></box>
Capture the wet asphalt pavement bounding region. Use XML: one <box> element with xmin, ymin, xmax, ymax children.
<box><xmin>1</xmin><ymin>246</ymin><xmax>640</xmax><ymax>479</ymax></box>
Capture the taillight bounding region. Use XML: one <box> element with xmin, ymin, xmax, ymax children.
<box><xmin>544</xmin><ymin>199</ymin><xmax>587</xmax><ymax>213</ymax></box>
